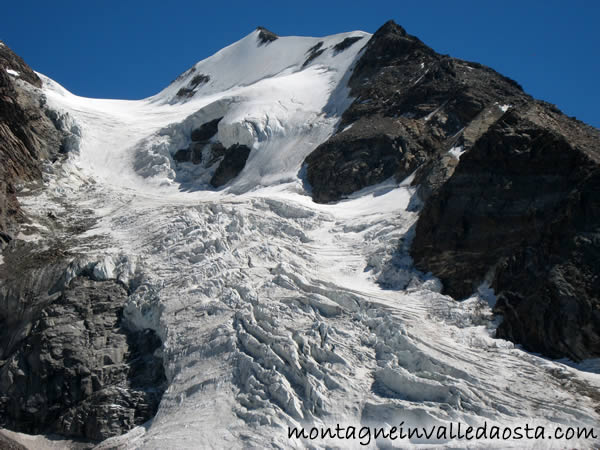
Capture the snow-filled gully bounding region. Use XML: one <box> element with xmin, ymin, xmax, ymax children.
<box><xmin>13</xmin><ymin>29</ymin><xmax>600</xmax><ymax>448</ymax></box>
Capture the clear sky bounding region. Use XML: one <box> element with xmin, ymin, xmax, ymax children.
<box><xmin>2</xmin><ymin>1</ymin><xmax>598</xmax><ymax>128</ymax></box>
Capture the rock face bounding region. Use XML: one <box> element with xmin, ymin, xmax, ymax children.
<box><xmin>210</xmin><ymin>144</ymin><xmax>251</xmax><ymax>187</ymax></box>
<box><xmin>411</xmin><ymin>102</ymin><xmax>510</xmax><ymax>203</ymax></box>
<box><xmin>0</xmin><ymin>41</ymin><xmax>66</xmax><ymax>238</ymax></box>
<box><xmin>0</xmin><ymin>43</ymin><xmax>42</xmax><ymax>87</ymax></box>
<box><xmin>0</xmin><ymin>235</ymin><xmax>168</xmax><ymax>442</ymax></box>
<box><xmin>190</xmin><ymin>117</ymin><xmax>221</xmax><ymax>142</ymax></box>
<box><xmin>305</xmin><ymin>116</ymin><xmax>429</xmax><ymax>202</ymax></box>
<box><xmin>174</xmin><ymin>117</ymin><xmax>223</xmax><ymax>164</ymax></box>
<box><xmin>411</xmin><ymin>102</ymin><xmax>600</xmax><ymax>360</ymax></box>
<box><xmin>171</xmin><ymin>116</ymin><xmax>251</xmax><ymax>187</ymax></box>
<box><xmin>0</xmin><ymin>276</ymin><xmax>166</xmax><ymax>441</ymax></box>
<box><xmin>305</xmin><ymin>20</ymin><xmax>528</xmax><ymax>203</ymax></box>
<box><xmin>303</xmin><ymin>20</ymin><xmax>600</xmax><ymax>361</ymax></box>
<box><xmin>256</xmin><ymin>26</ymin><xmax>278</xmax><ymax>45</ymax></box>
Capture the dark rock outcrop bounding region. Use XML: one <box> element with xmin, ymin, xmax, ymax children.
<box><xmin>210</xmin><ymin>144</ymin><xmax>251</xmax><ymax>187</ymax></box>
<box><xmin>173</xmin><ymin>148</ymin><xmax>191</xmax><ymax>162</ymax></box>
<box><xmin>0</xmin><ymin>42</ymin><xmax>64</xmax><ymax>236</ymax></box>
<box><xmin>411</xmin><ymin>102</ymin><xmax>600</xmax><ymax>360</ymax></box>
<box><xmin>189</xmin><ymin>142</ymin><xmax>204</xmax><ymax>164</ymax></box>
<box><xmin>303</xmin><ymin>42</ymin><xmax>325</xmax><ymax>67</ymax></box>
<box><xmin>303</xmin><ymin>20</ymin><xmax>600</xmax><ymax>360</ymax></box>
<box><xmin>171</xmin><ymin>117</ymin><xmax>249</xmax><ymax>186</ymax></box>
<box><xmin>332</xmin><ymin>36</ymin><xmax>363</xmax><ymax>53</ymax></box>
<box><xmin>176</xmin><ymin>87</ymin><xmax>194</xmax><ymax>98</ymax></box>
<box><xmin>0</xmin><ymin>275</ymin><xmax>166</xmax><ymax>441</ymax></box>
<box><xmin>206</xmin><ymin>142</ymin><xmax>227</xmax><ymax>166</ymax></box>
<box><xmin>189</xmin><ymin>73</ymin><xmax>210</xmax><ymax>88</ymax></box>
<box><xmin>305</xmin><ymin>116</ymin><xmax>431</xmax><ymax>203</ymax></box>
<box><xmin>412</xmin><ymin>103</ymin><xmax>509</xmax><ymax>203</ymax></box>
<box><xmin>304</xmin><ymin>20</ymin><xmax>528</xmax><ymax>203</ymax></box>
<box><xmin>256</xmin><ymin>27</ymin><xmax>278</xmax><ymax>45</ymax></box>
<box><xmin>306</xmin><ymin>42</ymin><xmax>324</xmax><ymax>55</ymax></box>
<box><xmin>172</xmin><ymin>118</ymin><xmax>223</xmax><ymax>165</ymax></box>
<box><xmin>190</xmin><ymin>117</ymin><xmax>221</xmax><ymax>142</ymax></box>
<box><xmin>175</xmin><ymin>73</ymin><xmax>210</xmax><ymax>99</ymax></box>
<box><xmin>410</xmin><ymin>153</ymin><xmax>459</xmax><ymax>206</ymax></box>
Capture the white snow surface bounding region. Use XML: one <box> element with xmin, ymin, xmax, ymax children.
<box><xmin>448</xmin><ymin>145</ymin><xmax>466</xmax><ymax>160</ymax></box>
<box><xmin>12</xmin><ymin>28</ymin><xmax>600</xmax><ymax>448</ymax></box>
<box><xmin>5</xmin><ymin>68</ymin><xmax>19</xmax><ymax>76</ymax></box>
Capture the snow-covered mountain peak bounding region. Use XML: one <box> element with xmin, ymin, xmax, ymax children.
<box><xmin>36</xmin><ymin>27</ymin><xmax>372</xmax><ymax>194</ymax></box>
<box><xmin>32</xmin><ymin>26</ymin><xmax>372</xmax><ymax>196</ymax></box>
<box><xmin>152</xmin><ymin>28</ymin><xmax>370</xmax><ymax>104</ymax></box>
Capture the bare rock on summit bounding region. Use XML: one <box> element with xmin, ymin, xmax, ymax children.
<box><xmin>256</xmin><ymin>26</ymin><xmax>278</xmax><ymax>45</ymax></box>
<box><xmin>304</xmin><ymin>20</ymin><xmax>529</xmax><ymax>203</ymax></box>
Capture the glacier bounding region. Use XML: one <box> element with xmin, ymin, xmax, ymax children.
<box><xmin>5</xmin><ymin>27</ymin><xmax>600</xmax><ymax>448</ymax></box>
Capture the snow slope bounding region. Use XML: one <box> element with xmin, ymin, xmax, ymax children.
<box><xmin>13</xmin><ymin>28</ymin><xmax>600</xmax><ymax>448</ymax></box>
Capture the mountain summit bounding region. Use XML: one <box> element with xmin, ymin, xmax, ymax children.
<box><xmin>0</xmin><ymin>21</ymin><xmax>599</xmax><ymax>448</ymax></box>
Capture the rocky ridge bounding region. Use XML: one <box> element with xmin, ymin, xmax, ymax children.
<box><xmin>305</xmin><ymin>20</ymin><xmax>529</xmax><ymax>203</ymax></box>
<box><xmin>0</xmin><ymin>42</ymin><xmax>61</xmax><ymax>239</ymax></box>
<box><xmin>303</xmin><ymin>21</ymin><xmax>599</xmax><ymax>360</ymax></box>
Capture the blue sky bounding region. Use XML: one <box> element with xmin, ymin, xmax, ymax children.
<box><xmin>2</xmin><ymin>1</ymin><xmax>598</xmax><ymax>128</ymax></box>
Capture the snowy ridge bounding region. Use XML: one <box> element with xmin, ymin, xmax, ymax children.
<box><xmin>153</xmin><ymin>29</ymin><xmax>368</xmax><ymax>104</ymax></box>
<box><xmin>13</xmin><ymin>27</ymin><xmax>600</xmax><ymax>448</ymax></box>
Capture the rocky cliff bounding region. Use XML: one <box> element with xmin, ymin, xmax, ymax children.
<box><xmin>412</xmin><ymin>102</ymin><xmax>600</xmax><ymax>360</ymax></box>
<box><xmin>304</xmin><ymin>21</ymin><xmax>599</xmax><ymax>360</ymax></box>
<box><xmin>0</xmin><ymin>42</ymin><xmax>62</xmax><ymax>240</ymax></box>
<box><xmin>0</xmin><ymin>273</ymin><xmax>165</xmax><ymax>441</ymax></box>
<box><xmin>305</xmin><ymin>20</ymin><xmax>529</xmax><ymax>203</ymax></box>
